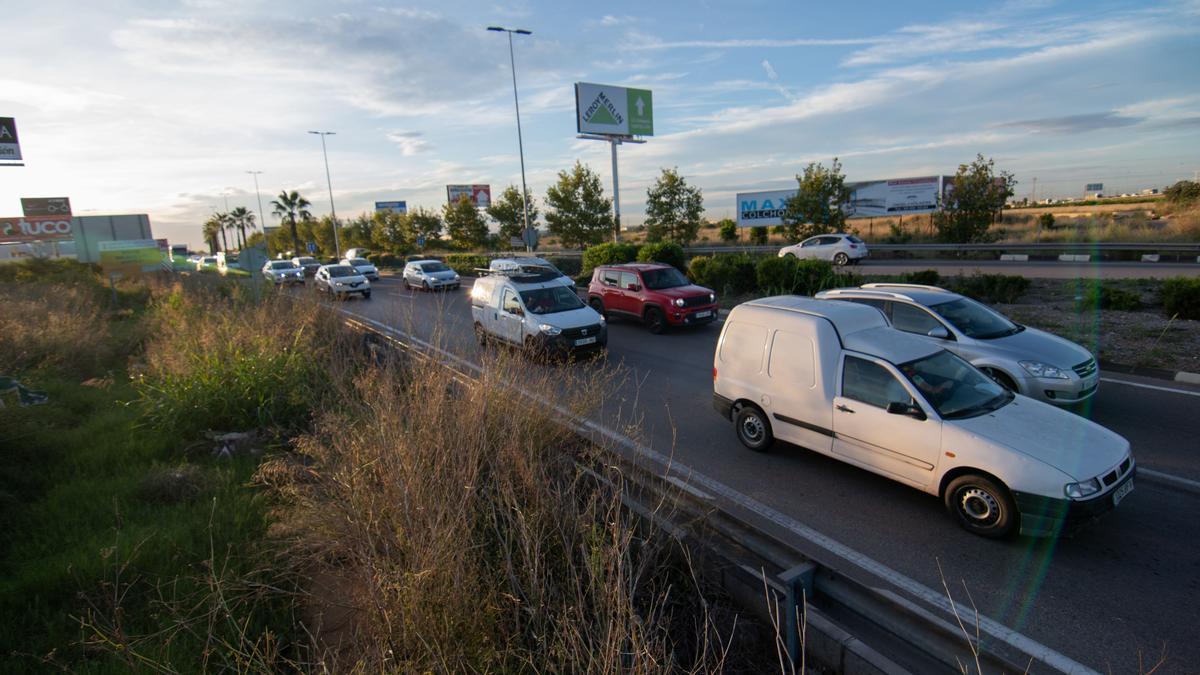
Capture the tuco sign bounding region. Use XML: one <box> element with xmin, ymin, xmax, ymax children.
<box><xmin>0</xmin><ymin>216</ymin><xmax>74</xmax><ymax>242</ymax></box>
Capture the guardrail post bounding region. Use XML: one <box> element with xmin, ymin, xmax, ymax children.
<box><xmin>780</xmin><ymin>562</ymin><xmax>817</xmax><ymax>669</ymax></box>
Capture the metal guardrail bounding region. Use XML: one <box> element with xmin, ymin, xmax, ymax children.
<box><xmin>337</xmin><ymin>312</ymin><xmax>1087</xmax><ymax>675</ymax></box>
<box><xmin>484</xmin><ymin>241</ymin><xmax>1200</xmax><ymax>258</ymax></box>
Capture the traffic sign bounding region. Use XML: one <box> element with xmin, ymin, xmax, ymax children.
<box><xmin>306</xmin><ymin>241</ymin><xmax>316</xmax><ymax>253</ymax></box>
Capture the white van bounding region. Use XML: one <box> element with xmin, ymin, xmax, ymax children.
<box><xmin>470</xmin><ymin>269</ymin><xmax>606</xmax><ymax>356</ymax></box>
<box><xmin>215</xmin><ymin>251</ymin><xmax>240</xmax><ymax>273</ymax></box>
<box><xmin>713</xmin><ymin>296</ymin><xmax>1134</xmax><ymax>538</ymax></box>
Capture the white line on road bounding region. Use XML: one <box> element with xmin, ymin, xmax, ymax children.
<box><xmin>1139</xmin><ymin>468</ymin><xmax>1200</xmax><ymax>493</ymax></box>
<box><xmin>1099</xmin><ymin>377</ymin><xmax>1200</xmax><ymax>397</ymax></box>
<box><xmin>338</xmin><ymin>307</ymin><xmax>1098</xmax><ymax>675</ymax></box>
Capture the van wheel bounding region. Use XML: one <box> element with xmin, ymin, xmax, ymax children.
<box><xmin>833</xmin><ymin>252</ymin><xmax>850</xmax><ymax>266</ymax></box>
<box><xmin>944</xmin><ymin>474</ymin><xmax>1016</xmax><ymax>538</ymax></box>
<box><xmin>645</xmin><ymin>307</ymin><xmax>666</xmax><ymax>334</ymax></box>
<box><xmin>474</xmin><ymin>322</ymin><xmax>489</xmax><ymax>347</ymax></box>
<box><xmin>734</xmin><ymin>405</ymin><xmax>773</xmax><ymax>452</ymax></box>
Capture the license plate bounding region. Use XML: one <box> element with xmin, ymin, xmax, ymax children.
<box><xmin>575</xmin><ymin>336</ymin><xmax>597</xmax><ymax>346</ymax></box>
<box><xmin>694</xmin><ymin>310</ymin><xmax>712</xmax><ymax>318</ymax></box>
<box><xmin>1112</xmin><ymin>479</ymin><xmax>1134</xmax><ymax>506</ymax></box>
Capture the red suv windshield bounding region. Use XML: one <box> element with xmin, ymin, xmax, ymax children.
<box><xmin>641</xmin><ymin>268</ymin><xmax>689</xmax><ymax>290</ymax></box>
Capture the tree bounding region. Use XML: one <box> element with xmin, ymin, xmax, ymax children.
<box><xmin>644</xmin><ymin>168</ymin><xmax>705</xmax><ymax>245</ymax></box>
<box><xmin>1164</xmin><ymin>180</ymin><xmax>1200</xmax><ymax>204</ymax></box>
<box><xmin>750</xmin><ymin>226</ymin><xmax>768</xmax><ymax>245</ymax></box>
<box><xmin>229</xmin><ymin>207</ymin><xmax>255</xmax><ymax>249</ymax></box>
<box><xmin>201</xmin><ymin>215</ymin><xmax>223</xmax><ymax>254</ymax></box>
<box><xmin>270</xmin><ymin>190</ymin><xmax>312</xmax><ymax>256</ymax></box>
<box><xmin>781</xmin><ymin>158</ymin><xmax>850</xmax><ymax>241</ymax></box>
<box><xmin>370</xmin><ymin>210</ymin><xmax>413</xmax><ymax>253</ymax></box>
<box><xmin>935</xmin><ymin>154</ymin><xmax>1015</xmax><ymax>243</ymax></box>
<box><xmin>443</xmin><ymin>196</ymin><xmax>490</xmax><ymax>250</ymax></box>
<box><xmin>545</xmin><ymin>161</ymin><xmax>613</xmax><ymax>249</ymax></box>
<box><xmin>408</xmin><ymin>207</ymin><xmax>444</xmax><ymax>248</ymax></box>
<box><xmin>718</xmin><ymin>218</ymin><xmax>738</xmax><ymax>244</ymax></box>
<box><xmin>487</xmin><ymin>185</ymin><xmax>539</xmax><ymax>242</ymax></box>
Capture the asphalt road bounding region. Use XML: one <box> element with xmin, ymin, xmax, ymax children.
<box><xmin>325</xmin><ymin>277</ymin><xmax>1200</xmax><ymax>674</ymax></box>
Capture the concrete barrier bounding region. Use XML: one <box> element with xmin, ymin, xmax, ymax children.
<box><xmin>1000</xmin><ymin>254</ymin><xmax>1029</xmax><ymax>261</ymax></box>
<box><xmin>1058</xmin><ymin>254</ymin><xmax>1091</xmax><ymax>262</ymax></box>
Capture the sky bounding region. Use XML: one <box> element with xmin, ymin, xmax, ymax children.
<box><xmin>2</xmin><ymin>0</ymin><xmax>1199</xmax><ymax>248</ymax></box>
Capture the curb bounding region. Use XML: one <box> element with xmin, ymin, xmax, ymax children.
<box><xmin>1098</xmin><ymin>361</ymin><xmax>1200</xmax><ymax>385</ymax></box>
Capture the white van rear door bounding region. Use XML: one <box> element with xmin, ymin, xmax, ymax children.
<box><xmin>764</xmin><ymin>328</ymin><xmax>834</xmax><ymax>453</ymax></box>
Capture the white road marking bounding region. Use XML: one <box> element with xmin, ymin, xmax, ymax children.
<box><xmin>1138</xmin><ymin>468</ymin><xmax>1200</xmax><ymax>493</ymax></box>
<box><xmin>338</xmin><ymin>307</ymin><xmax>1097</xmax><ymax>675</ymax></box>
<box><xmin>1099</xmin><ymin>377</ymin><xmax>1200</xmax><ymax>398</ymax></box>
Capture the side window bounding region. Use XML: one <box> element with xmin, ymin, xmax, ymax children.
<box><xmin>602</xmin><ymin>270</ymin><xmax>620</xmax><ymax>287</ymax></box>
<box><xmin>890</xmin><ymin>303</ymin><xmax>944</xmax><ymax>336</ymax></box>
<box><xmin>842</xmin><ymin>356</ymin><xmax>912</xmax><ymax>409</ymax></box>
<box><xmin>502</xmin><ymin>289</ymin><xmax>522</xmax><ymax>314</ymax></box>
<box><xmin>820</xmin><ymin>236</ymin><xmax>841</xmax><ymax>246</ymax></box>
<box><xmin>800</xmin><ymin>238</ymin><xmax>819</xmax><ymax>248</ymax></box>
<box><xmin>619</xmin><ymin>271</ymin><xmax>639</xmax><ymax>290</ymax></box>
<box><xmin>846</xmin><ymin>298</ymin><xmax>888</xmax><ymax>316</ymax></box>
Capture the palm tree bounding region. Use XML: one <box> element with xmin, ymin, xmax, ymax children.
<box><xmin>219</xmin><ymin>212</ymin><xmax>238</xmax><ymax>251</ymax></box>
<box><xmin>230</xmin><ymin>207</ymin><xmax>255</xmax><ymax>248</ymax></box>
<box><xmin>270</xmin><ymin>190</ymin><xmax>312</xmax><ymax>256</ymax></box>
<box><xmin>202</xmin><ymin>216</ymin><xmax>223</xmax><ymax>254</ymax></box>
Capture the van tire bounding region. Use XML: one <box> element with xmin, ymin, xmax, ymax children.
<box><xmin>944</xmin><ymin>474</ymin><xmax>1016</xmax><ymax>538</ymax></box>
<box><xmin>734</xmin><ymin>405</ymin><xmax>773</xmax><ymax>452</ymax></box>
<box><xmin>474</xmin><ymin>322</ymin><xmax>488</xmax><ymax>347</ymax></box>
<box><xmin>645</xmin><ymin>307</ymin><xmax>666</xmax><ymax>334</ymax></box>
<box><xmin>833</xmin><ymin>252</ymin><xmax>850</xmax><ymax>266</ymax></box>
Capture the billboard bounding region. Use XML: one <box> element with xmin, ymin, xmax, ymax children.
<box><xmin>446</xmin><ymin>184</ymin><xmax>491</xmax><ymax>208</ymax></box>
<box><xmin>0</xmin><ymin>216</ymin><xmax>74</xmax><ymax>243</ymax></box>
<box><xmin>71</xmin><ymin>214</ymin><xmax>154</xmax><ymax>263</ymax></box>
<box><xmin>842</xmin><ymin>176</ymin><xmax>951</xmax><ymax>218</ymax></box>
<box><xmin>0</xmin><ymin>117</ymin><xmax>20</xmax><ymax>162</ymax></box>
<box><xmin>735</xmin><ymin>189</ymin><xmax>795</xmax><ymax>228</ymax></box>
<box><xmin>575</xmin><ymin>82</ymin><xmax>654</xmax><ymax>137</ymax></box>
<box><xmin>375</xmin><ymin>200</ymin><xmax>407</xmax><ymax>214</ymax></box>
<box><xmin>97</xmin><ymin>240</ymin><xmax>163</xmax><ymax>278</ymax></box>
<box><xmin>21</xmin><ymin>197</ymin><xmax>72</xmax><ymax>217</ymax></box>
<box><xmin>1085</xmin><ymin>183</ymin><xmax>1104</xmax><ymax>193</ymax></box>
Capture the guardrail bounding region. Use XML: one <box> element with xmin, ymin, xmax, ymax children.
<box><xmin>484</xmin><ymin>241</ymin><xmax>1200</xmax><ymax>259</ymax></box>
<box><xmin>338</xmin><ymin>312</ymin><xmax>1091</xmax><ymax>675</ymax></box>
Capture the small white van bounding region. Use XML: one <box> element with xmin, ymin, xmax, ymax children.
<box><xmin>471</xmin><ymin>269</ymin><xmax>606</xmax><ymax>356</ymax></box>
<box><xmin>713</xmin><ymin>296</ymin><xmax>1134</xmax><ymax>538</ymax></box>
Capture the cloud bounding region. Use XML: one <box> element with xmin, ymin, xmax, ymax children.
<box><xmin>386</xmin><ymin>131</ymin><xmax>432</xmax><ymax>156</ymax></box>
<box><xmin>994</xmin><ymin>112</ymin><xmax>1144</xmax><ymax>134</ymax></box>
<box><xmin>627</xmin><ymin>36</ymin><xmax>881</xmax><ymax>50</ymax></box>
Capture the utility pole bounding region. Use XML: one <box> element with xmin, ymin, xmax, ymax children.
<box><xmin>308</xmin><ymin>131</ymin><xmax>341</xmax><ymax>259</ymax></box>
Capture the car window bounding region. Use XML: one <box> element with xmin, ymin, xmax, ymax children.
<box><xmin>619</xmin><ymin>271</ymin><xmax>639</xmax><ymax>290</ymax></box>
<box><xmin>642</xmin><ymin>267</ymin><xmax>689</xmax><ymax>290</ymax></box>
<box><xmin>602</xmin><ymin>270</ymin><xmax>620</xmax><ymax>287</ymax></box>
<box><xmin>846</xmin><ymin>235</ymin><xmax>865</xmax><ymax>244</ymax></box>
<box><xmin>846</xmin><ymin>298</ymin><xmax>888</xmax><ymax>314</ymax></box>
<box><xmin>800</xmin><ymin>238</ymin><xmax>819</xmax><ymax>248</ymax></box>
<box><xmin>842</xmin><ymin>356</ymin><xmax>913</xmax><ymax>409</ymax></box>
<box><xmin>890</xmin><ymin>302</ymin><xmax>945</xmax><ymax>336</ymax></box>
<box><xmin>502</xmin><ymin>289</ymin><xmax>522</xmax><ymax>314</ymax></box>
<box><xmin>819</xmin><ymin>236</ymin><xmax>841</xmax><ymax>246</ymax></box>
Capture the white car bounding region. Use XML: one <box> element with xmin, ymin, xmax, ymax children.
<box><xmin>262</xmin><ymin>260</ymin><xmax>305</xmax><ymax>285</ymax></box>
<box><xmin>314</xmin><ymin>264</ymin><xmax>371</xmax><ymax>300</ymax></box>
<box><xmin>713</xmin><ymin>297</ymin><xmax>1134</xmax><ymax>538</ymax></box>
<box><xmin>778</xmin><ymin>233</ymin><xmax>868</xmax><ymax>266</ymax></box>
<box><xmin>341</xmin><ymin>257</ymin><xmax>379</xmax><ymax>281</ymax></box>
<box><xmin>195</xmin><ymin>256</ymin><xmax>218</xmax><ymax>272</ymax></box>
<box><xmin>403</xmin><ymin>259</ymin><xmax>461</xmax><ymax>291</ymax></box>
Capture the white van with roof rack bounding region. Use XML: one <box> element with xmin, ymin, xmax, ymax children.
<box><xmin>713</xmin><ymin>296</ymin><xmax>1133</xmax><ymax>538</ymax></box>
<box><xmin>470</xmin><ymin>267</ymin><xmax>605</xmax><ymax>357</ymax></box>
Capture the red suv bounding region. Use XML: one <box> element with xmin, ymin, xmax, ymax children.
<box><xmin>586</xmin><ymin>263</ymin><xmax>718</xmax><ymax>333</ymax></box>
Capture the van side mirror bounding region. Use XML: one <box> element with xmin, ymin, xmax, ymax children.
<box><xmin>926</xmin><ymin>326</ymin><xmax>951</xmax><ymax>340</ymax></box>
<box><xmin>886</xmin><ymin>401</ymin><xmax>927</xmax><ymax>420</ymax></box>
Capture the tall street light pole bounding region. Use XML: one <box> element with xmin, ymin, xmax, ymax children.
<box><xmin>488</xmin><ymin>25</ymin><xmax>532</xmax><ymax>252</ymax></box>
<box><xmin>246</xmin><ymin>170</ymin><xmax>267</xmax><ymax>254</ymax></box>
<box><xmin>308</xmin><ymin>130</ymin><xmax>341</xmax><ymax>259</ymax></box>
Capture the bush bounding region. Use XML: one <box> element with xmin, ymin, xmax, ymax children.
<box><xmin>636</xmin><ymin>242</ymin><xmax>686</xmax><ymax>271</ymax></box>
<box><xmin>368</xmin><ymin>252</ymin><xmax>402</xmax><ymax>268</ymax></box>
<box><xmin>444</xmin><ymin>253</ymin><xmax>490</xmax><ymax>276</ymax></box>
<box><xmin>1038</xmin><ymin>213</ymin><xmax>1056</xmax><ymax>230</ymax></box>
<box><xmin>900</xmin><ymin>269</ymin><xmax>941</xmax><ymax>286</ymax></box>
<box><xmin>750</xmin><ymin>226</ymin><xmax>769</xmax><ymax>245</ymax></box>
<box><xmin>755</xmin><ymin>256</ymin><xmax>796</xmax><ymax>293</ymax></box>
<box><xmin>949</xmin><ymin>274</ymin><xmax>1030</xmax><ymax>304</ymax></box>
<box><xmin>582</xmin><ymin>242</ymin><xmax>640</xmax><ymax>274</ymax></box>
<box><xmin>718</xmin><ymin>219</ymin><xmax>738</xmax><ymax>243</ymax></box>
<box><xmin>688</xmin><ymin>254</ymin><xmax>757</xmax><ymax>295</ymax></box>
<box><xmin>543</xmin><ymin>255</ymin><xmax>581</xmax><ymax>277</ymax></box>
<box><xmin>1161</xmin><ymin>276</ymin><xmax>1200</xmax><ymax>320</ymax></box>
<box><xmin>1077</xmin><ymin>282</ymin><xmax>1142</xmax><ymax>311</ymax></box>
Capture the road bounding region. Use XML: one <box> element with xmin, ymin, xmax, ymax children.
<box><xmin>328</xmin><ymin>277</ymin><xmax>1200</xmax><ymax>674</ymax></box>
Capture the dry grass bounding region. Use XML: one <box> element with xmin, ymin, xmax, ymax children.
<box><xmin>0</xmin><ymin>282</ymin><xmax>117</xmax><ymax>378</ymax></box>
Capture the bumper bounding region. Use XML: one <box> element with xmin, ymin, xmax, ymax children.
<box><xmin>333</xmin><ymin>286</ymin><xmax>371</xmax><ymax>296</ymax></box>
<box><xmin>1012</xmin><ymin>468</ymin><xmax>1135</xmax><ymax>537</ymax></box>
<box><xmin>270</xmin><ymin>276</ymin><xmax>305</xmax><ymax>285</ymax></box>
<box><xmin>532</xmin><ymin>326</ymin><xmax>608</xmax><ymax>355</ymax></box>
<box><xmin>666</xmin><ymin>304</ymin><xmax>720</xmax><ymax>327</ymax></box>
<box><xmin>713</xmin><ymin>393</ymin><xmax>734</xmax><ymax>420</ymax></box>
<box><xmin>1021</xmin><ymin>375</ymin><xmax>1099</xmax><ymax>405</ymax></box>
<box><xmin>426</xmin><ymin>279</ymin><xmax>461</xmax><ymax>290</ymax></box>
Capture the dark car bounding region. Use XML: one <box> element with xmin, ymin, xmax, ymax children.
<box><xmin>291</xmin><ymin>256</ymin><xmax>322</xmax><ymax>277</ymax></box>
<box><xmin>586</xmin><ymin>263</ymin><xmax>718</xmax><ymax>333</ymax></box>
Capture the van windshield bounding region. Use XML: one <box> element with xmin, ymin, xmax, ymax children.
<box><xmin>519</xmin><ymin>286</ymin><xmax>584</xmax><ymax>314</ymax></box>
<box><xmin>898</xmin><ymin>351</ymin><xmax>1011</xmax><ymax>419</ymax></box>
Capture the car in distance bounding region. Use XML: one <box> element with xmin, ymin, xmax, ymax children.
<box><xmin>712</xmin><ymin>296</ymin><xmax>1134</xmax><ymax>538</ymax></box>
<box><xmin>262</xmin><ymin>260</ymin><xmax>304</xmax><ymax>285</ymax></box>
<box><xmin>195</xmin><ymin>256</ymin><xmax>218</xmax><ymax>272</ymax></box>
<box><xmin>291</xmin><ymin>256</ymin><xmax>322</xmax><ymax>278</ymax></box>
<box><xmin>341</xmin><ymin>257</ymin><xmax>380</xmax><ymax>281</ymax></box>
<box><xmin>403</xmin><ymin>259</ymin><xmax>461</xmax><ymax>291</ymax></box>
<box><xmin>815</xmin><ymin>283</ymin><xmax>1098</xmax><ymax>406</ymax></box>
<box><xmin>586</xmin><ymin>263</ymin><xmax>718</xmax><ymax>334</ymax></box>
<box><xmin>471</xmin><ymin>268</ymin><xmax>606</xmax><ymax>357</ymax></box>
<box><xmin>314</xmin><ymin>264</ymin><xmax>371</xmax><ymax>300</ymax></box>
<box><xmin>778</xmin><ymin>233</ymin><xmax>868</xmax><ymax>266</ymax></box>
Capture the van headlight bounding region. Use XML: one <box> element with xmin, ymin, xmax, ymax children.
<box><xmin>674</xmin><ymin>298</ymin><xmax>685</xmax><ymax>308</ymax></box>
<box><xmin>1065</xmin><ymin>478</ymin><xmax>1102</xmax><ymax>499</ymax></box>
<box><xmin>538</xmin><ymin>324</ymin><xmax>562</xmax><ymax>336</ymax></box>
<box><xmin>1020</xmin><ymin>361</ymin><xmax>1069</xmax><ymax>379</ymax></box>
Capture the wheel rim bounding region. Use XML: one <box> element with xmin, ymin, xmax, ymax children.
<box><xmin>649</xmin><ymin>311</ymin><xmax>663</xmax><ymax>330</ymax></box>
<box><xmin>958</xmin><ymin>487</ymin><xmax>1001</xmax><ymax>526</ymax></box>
<box><xmin>739</xmin><ymin>412</ymin><xmax>765</xmax><ymax>444</ymax></box>
<box><xmin>835</xmin><ymin>253</ymin><xmax>848</xmax><ymax>265</ymax></box>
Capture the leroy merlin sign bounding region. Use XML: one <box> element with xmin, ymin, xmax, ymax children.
<box><xmin>575</xmin><ymin>82</ymin><xmax>653</xmax><ymax>137</ymax></box>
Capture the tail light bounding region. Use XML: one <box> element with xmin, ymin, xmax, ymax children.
<box><xmin>712</xmin><ymin>366</ymin><xmax>718</xmax><ymax>381</ymax></box>
<box><xmin>848</xmin><ymin>243</ymin><xmax>858</xmax><ymax>248</ymax></box>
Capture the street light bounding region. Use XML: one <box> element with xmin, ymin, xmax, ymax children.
<box><xmin>245</xmin><ymin>170</ymin><xmax>266</xmax><ymax>236</ymax></box>
<box><xmin>488</xmin><ymin>25</ymin><xmax>533</xmax><ymax>252</ymax></box>
<box><xmin>307</xmin><ymin>130</ymin><xmax>341</xmax><ymax>259</ymax></box>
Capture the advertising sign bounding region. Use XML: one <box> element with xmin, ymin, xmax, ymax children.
<box><xmin>842</xmin><ymin>176</ymin><xmax>950</xmax><ymax>218</ymax></box>
<box><xmin>446</xmin><ymin>184</ymin><xmax>491</xmax><ymax>208</ymax></box>
<box><xmin>97</xmin><ymin>239</ymin><xmax>162</xmax><ymax>278</ymax></box>
<box><xmin>735</xmin><ymin>189</ymin><xmax>795</xmax><ymax>227</ymax></box>
<box><xmin>21</xmin><ymin>197</ymin><xmax>72</xmax><ymax>217</ymax></box>
<box><xmin>0</xmin><ymin>216</ymin><xmax>74</xmax><ymax>242</ymax></box>
<box><xmin>0</xmin><ymin>117</ymin><xmax>20</xmax><ymax>162</ymax></box>
<box><xmin>1085</xmin><ymin>183</ymin><xmax>1104</xmax><ymax>193</ymax></box>
<box><xmin>575</xmin><ymin>82</ymin><xmax>654</xmax><ymax>137</ymax></box>
<box><xmin>374</xmin><ymin>200</ymin><xmax>408</xmax><ymax>214</ymax></box>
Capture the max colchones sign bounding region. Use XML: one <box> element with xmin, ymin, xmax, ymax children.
<box><xmin>575</xmin><ymin>83</ymin><xmax>653</xmax><ymax>137</ymax></box>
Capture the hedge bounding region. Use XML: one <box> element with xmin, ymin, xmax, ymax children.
<box><xmin>1161</xmin><ymin>277</ymin><xmax>1200</xmax><ymax>320</ymax></box>
<box><xmin>367</xmin><ymin>252</ymin><xmax>403</xmax><ymax>268</ymax></box>
<box><xmin>582</xmin><ymin>242</ymin><xmax>640</xmax><ymax>275</ymax></box>
<box><xmin>948</xmin><ymin>274</ymin><xmax>1030</xmax><ymax>304</ymax></box>
<box><xmin>443</xmin><ymin>253</ymin><xmax>490</xmax><ymax>276</ymax></box>
<box><xmin>1077</xmin><ymin>282</ymin><xmax>1142</xmax><ymax>311</ymax></box>
<box><xmin>543</xmin><ymin>256</ymin><xmax>582</xmax><ymax>277</ymax></box>
<box><xmin>687</xmin><ymin>254</ymin><xmax>758</xmax><ymax>295</ymax></box>
<box><xmin>636</xmin><ymin>242</ymin><xmax>686</xmax><ymax>271</ymax></box>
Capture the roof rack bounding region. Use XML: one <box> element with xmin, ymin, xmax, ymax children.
<box><xmin>476</xmin><ymin>265</ymin><xmax>560</xmax><ymax>283</ymax></box>
<box><xmin>860</xmin><ymin>283</ymin><xmax>950</xmax><ymax>292</ymax></box>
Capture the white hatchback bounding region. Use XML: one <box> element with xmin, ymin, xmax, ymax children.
<box><xmin>778</xmin><ymin>233</ymin><xmax>868</xmax><ymax>266</ymax></box>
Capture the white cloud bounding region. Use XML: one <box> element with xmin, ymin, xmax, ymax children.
<box><xmin>386</xmin><ymin>131</ymin><xmax>432</xmax><ymax>156</ymax></box>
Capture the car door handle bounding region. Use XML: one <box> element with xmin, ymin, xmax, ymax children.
<box><xmin>836</xmin><ymin>404</ymin><xmax>855</xmax><ymax>413</ymax></box>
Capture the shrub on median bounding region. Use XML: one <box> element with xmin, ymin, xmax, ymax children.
<box><xmin>444</xmin><ymin>253</ymin><xmax>491</xmax><ymax>276</ymax></box>
<box><xmin>1077</xmin><ymin>282</ymin><xmax>1142</xmax><ymax>311</ymax></box>
<box><xmin>1160</xmin><ymin>276</ymin><xmax>1200</xmax><ymax>320</ymax></box>
<box><xmin>582</xmin><ymin>242</ymin><xmax>640</xmax><ymax>275</ymax></box>
<box><xmin>949</xmin><ymin>273</ymin><xmax>1030</xmax><ymax>304</ymax></box>
<box><xmin>688</xmin><ymin>254</ymin><xmax>758</xmax><ymax>295</ymax></box>
<box><xmin>636</xmin><ymin>241</ymin><xmax>686</xmax><ymax>271</ymax></box>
